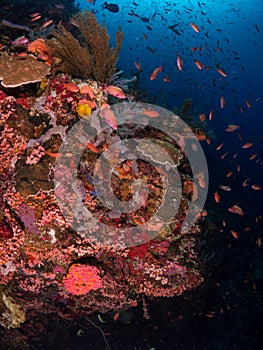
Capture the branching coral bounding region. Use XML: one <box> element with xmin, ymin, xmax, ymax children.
<box><xmin>47</xmin><ymin>10</ymin><xmax>123</xmax><ymax>83</ymax></box>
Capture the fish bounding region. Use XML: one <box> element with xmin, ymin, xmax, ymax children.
<box><xmin>226</xmin><ymin>124</ymin><xmax>240</xmax><ymax>132</ymax></box>
<box><xmin>190</xmin><ymin>22</ymin><xmax>200</xmax><ymax>33</ymax></box>
<box><xmin>194</xmin><ymin>59</ymin><xmax>203</xmax><ymax>70</ymax></box>
<box><xmin>245</xmin><ymin>99</ymin><xmax>251</xmax><ymax>108</ymax></box>
<box><xmin>251</xmin><ymin>184</ymin><xmax>261</xmax><ymax>190</ymax></box>
<box><xmin>55</xmin><ymin>3</ymin><xmax>66</xmax><ymax>9</ymax></box>
<box><xmin>113</xmin><ymin>312</ymin><xmax>120</xmax><ymax>321</ymax></box>
<box><xmin>181</xmin><ymin>99</ymin><xmax>192</xmax><ymax>115</ymax></box>
<box><xmin>140</xmin><ymin>16</ymin><xmax>150</xmax><ymax>23</ymax></box>
<box><xmin>41</xmin><ymin>19</ymin><xmax>53</xmax><ymax>29</ymax></box>
<box><xmin>30</xmin><ymin>12</ymin><xmax>40</xmax><ymax>18</ymax></box>
<box><xmin>79</xmin><ymin>85</ymin><xmax>95</xmax><ymax>98</ymax></box>
<box><xmin>249</xmin><ymin>153</ymin><xmax>257</xmax><ymax>160</ymax></box>
<box><xmin>220</xmin><ymin>152</ymin><xmax>229</xmax><ymax>159</ymax></box>
<box><xmin>220</xmin><ymin>185</ymin><xmax>231</xmax><ymax>191</ymax></box>
<box><xmin>142</xmin><ymin>109</ymin><xmax>159</xmax><ymax>118</ymax></box>
<box><xmin>168</xmin><ymin>25</ymin><xmax>180</xmax><ymax>35</ymax></box>
<box><xmin>163</xmin><ymin>73</ymin><xmax>171</xmax><ymax>82</ymax></box>
<box><xmin>102</xmin><ymin>2</ymin><xmax>119</xmax><ymax>13</ymax></box>
<box><xmin>11</xmin><ymin>36</ymin><xmax>29</xmax><ymax>46</ymax></box>
<box><xmin>220</xmin><ymin>95</ymin><xmax>226</xmax><ymax>108</ymax></box>
<box><xmin>86</xmin><ymin>143</ymin><xmax>99</xmax><ymax>153</ymax></box>
<box><xmin>216</xmin><ymin>143</ymin><xmax>224</xmax><ymax>151</ymax></box>
<box><xmin>199</xmin><ymin>114</ymin><xmax>206</xmax><ymax>122</ymax></box>
<box><xmin>230</xmin><ymin>230</ymin><xmax>239</xmax><ymax>239</ymax></box>
<box><xmin>214</xmin><ymin>191</ymin><xmax>220</xmax><ymax>203</ymax></box>
<box><xmin>1</xmin><ymin>19</ymin><xmax>30</xmax><ymax>31</ymax></box>
<box><xmin>242</xmin><ymin>178</ymin><xmax>250</xmax><ymax>187</ymax></box>
<box><xmin>134</xmin><ymin>61</ymin><xmax>142</xmax><ymax>71</ymax></box>
<box><xmin>228</xmin><ymin>205</ymin><xmax>244</xmax><ymax>217</ymax></box>
<box><xmin>177</xmin><ymin>55</ymin><xmax>183</xmax><ymax>71</ymax></box>
<box><xmin>150</xmin><ymin>65</ymin><xmax>162</xmax><ymax>80</ymax></box>
<box><xmin>196</xmin><ymin>172</ymin><xmax>206</xmax><ymax>188</ymax></box>
<box><xmin>146</xmin><ymin>46</ymin><xmax>155</xmax><ymax>53</ymax></box>
<box><xmin>100</xmin><ymin>107</ymin><xmax>118</xmax><ymax>130</ymax></box>
<box><xmin>30</xmin><ymin>15</ymin><xmax>41</xmax><ymax>22</ymax></box>
<box><xmin>64</xmin><ymin>82</ymin><xmax>79</xmax><ymax>93</ymax></box>
<box><xmin>242</xmin><ymin>142</ymin><xmax>253</xmax><ymax>149</ymax></box>
<box><xmin>216</xmin><ymin>68</ymin><xmax>227</xmax><ymax>77</ymax></box>
<box><xmin>103</xmin><ymin>85</ymin><xmax>126</xmax><ymax>99</ymax></box>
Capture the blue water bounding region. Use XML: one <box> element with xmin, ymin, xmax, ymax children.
<box><xmin>77</xmin><ymin>0</ymin><xmax>263</xmax><ymax>225</ymax></box>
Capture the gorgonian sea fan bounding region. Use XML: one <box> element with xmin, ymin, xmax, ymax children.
<box><xmin>63</xmin><ymin>264</ymin><xmax>102</xmax><ymax>295</ymax></box>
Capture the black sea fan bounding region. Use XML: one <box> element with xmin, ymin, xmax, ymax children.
<box><xmin>47</xmin><ymin>10</ymin><xmax>123</xmax><ymax>84</ymax></box>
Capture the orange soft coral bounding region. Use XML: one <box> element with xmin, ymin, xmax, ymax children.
<box><xmin>63</xmin><ymin>264</ymin><xmax>102</xmax><ymax>295</ymax></box>
<box><xmin>28</xmin><ymin>38</ymin><xmax>53</xmax><ymax>66</ymax></box>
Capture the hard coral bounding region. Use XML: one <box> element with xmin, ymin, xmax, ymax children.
<box><xmin>63</xmin><ymin>264</ymin><xmax>102</xmax><ymax>295</ymax></box>
<box><xmin>0</xmin><ymin>54</ymin><xmax>50</xmax><ymax>88</ymax></box>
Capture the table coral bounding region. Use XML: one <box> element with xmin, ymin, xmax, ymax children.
<box><xmin>0</xmin><ymin>54</ymin><xmax>50</xmax><ymax>88</ymax></box>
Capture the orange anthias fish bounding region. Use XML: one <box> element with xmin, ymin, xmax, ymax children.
<box><xmin>79</xmin><ymin>85</ymin><xmax>95</xmax><ymax>99</ymax></box>
<box><xmin>41</xmin><ymin>19</ymin><xmax>53</xmax><ymax>29</ymax></box>
<box><xmin>104</xmin><ymin>85</ymin><xmax>126</xmax><ymax>99</ymax></box>
<box><xmin>216</xmin><ymin>142</ymin><xmax>224</xmax><ymax>150</ymax></box>
<box><xmin>242</xmin><ymin>142</ymin><xmax>253</xmax><ymax>149</ymax></box>
<box><xmin>190</xmin><ymin>22</ymin><xmax>200</xmax><ymax>33</ymax></box>
<box><xmin>220</xmin><ymin>95</ymin><xmax>226</xmax><ymax>108</ymax></box>
<box><xmin>134</xmin><ymin>61</ymin><xmax>142</xmax><ymax>71</ymax></box>
<box><xmin>220</xmin><ymin>185</ymin><xmax>231</xmax><ymax>191</ymax></box>
<box><xmin>251</xmin><ymin>184</ymin><xmax>262</xmax><ymax>190</ymax></box>
<box><xmin>100</xmin><ymin>107</ymin><xmax>118</xmax><ymax>130</ymax></box>
<box><xmin>163</xmin><ymin>73</ymin><xmax>171</xmax><ymax>82</ymax></box>
<box><xmin>228</xmin><ymin>204</ymin><xmax>245</xmax><ymax>217</ymax></box>
<box><xmin>177</xmin><ymin>55</ymin><xmax>183</xmax><ymax>71</ymax></box>
<box><xmin>86</xmin><ymin>143</ymin><xmax>99</xmax><ymax>153</ymax></box>
<box><xmin>64</xmin><ymin>82</ymin><xmax>79</xmax><ymax>93</ymax></box>
<box><xmin>226</xmin><ymin>124</ymin><xmax>240</xmax><ymax>132</ymax></box>
<box><xmin>242</xmin><ymin>178</ymin><xmax>250</xmax><ymax>187</ymax></box>
<box><xmin>230</xmin><ymin>230</ymin><xmax>239</xmax><ymax>239</ymax></box>
<box><xmin>199</xmin><ymin>114</ymin><xmax>206</xmax><ymax>122</ymax></box>
<box><xmin>214</xmin><ymin>191</ymin><xmax>220</xmax><ymax>203</ymax></box>
<box><xmin>142</xmin><ymin>109</ymin><xmax>159</xmax><ymax>117</ymax></box>
<box><xmin>194</xmin><ymin>59</ymin><xmax>203</xmax><ymax>70</ymax></box>
<box><xmin>245</xmin><ymin>99</ymin><xmax>251</xmax><ymax>108</ymax></box>
<box><xmin>150</xmin><ymin>65</ymin><xmax>162</xmax><ymax>80</ymax></box>
<box><xmin>216</xmin><ymin>68</ymin><xmax>227</xmax><ymax>77</ymax></box>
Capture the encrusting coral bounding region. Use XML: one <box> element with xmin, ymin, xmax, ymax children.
<box><xmin>63</xmin><ymin>264</ymin><xmax>102</xmax><ymax>295</ymax></box>
<box><xmin>47</xmin><ymin>10</ymin><xmax>123</xmax><ymax>83</ymax></box>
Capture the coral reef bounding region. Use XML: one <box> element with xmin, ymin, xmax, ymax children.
<box><xmin>47</xmin><ymin>10</ymin><xmax>123</xmax><ymax>83</ymax></box>
<box><xmin>0</xmin><ymin>81</ymin><xmax>204</xmax><ymax>326</ymax></box>
<box><xmin>0</xmin><ymin>11</ymin><xmax>210</xmax><ymax>330</ymax></box>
